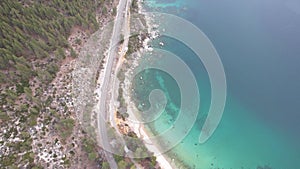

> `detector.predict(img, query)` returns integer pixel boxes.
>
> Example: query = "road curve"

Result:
[97,0,128,168]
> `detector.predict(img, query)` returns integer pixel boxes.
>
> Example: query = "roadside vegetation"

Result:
[0,0,160,168]
[0,0,115,168]
[116,31,161,169]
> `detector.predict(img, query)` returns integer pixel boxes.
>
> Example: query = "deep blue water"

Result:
[133,0,300,168]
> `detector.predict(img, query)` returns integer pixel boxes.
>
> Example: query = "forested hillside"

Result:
[0,0,102,84]
[0,0,115,168]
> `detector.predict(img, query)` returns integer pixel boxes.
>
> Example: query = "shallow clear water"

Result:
[132,0,300,168]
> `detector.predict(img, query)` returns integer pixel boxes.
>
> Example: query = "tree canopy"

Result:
[0,0,102,85]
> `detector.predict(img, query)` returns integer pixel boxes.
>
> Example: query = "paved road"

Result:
[97,0,128,168]
[109,0,131,132]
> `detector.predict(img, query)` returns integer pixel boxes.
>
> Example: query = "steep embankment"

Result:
[0,0,116,168]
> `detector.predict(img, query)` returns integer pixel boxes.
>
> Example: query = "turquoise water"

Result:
[132,0,300,168]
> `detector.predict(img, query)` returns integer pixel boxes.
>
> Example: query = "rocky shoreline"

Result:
[112,1,179,168]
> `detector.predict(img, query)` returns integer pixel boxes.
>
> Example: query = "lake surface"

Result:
[132,0,300,168]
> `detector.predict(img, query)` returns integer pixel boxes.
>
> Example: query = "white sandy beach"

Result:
[95,0,175,168]
[123,81,173,169]
[121,49,174,169]
[122,2,175,168]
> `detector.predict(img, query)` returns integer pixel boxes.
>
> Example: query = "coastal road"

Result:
[97,0,129,168]
[109,0,131,131]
